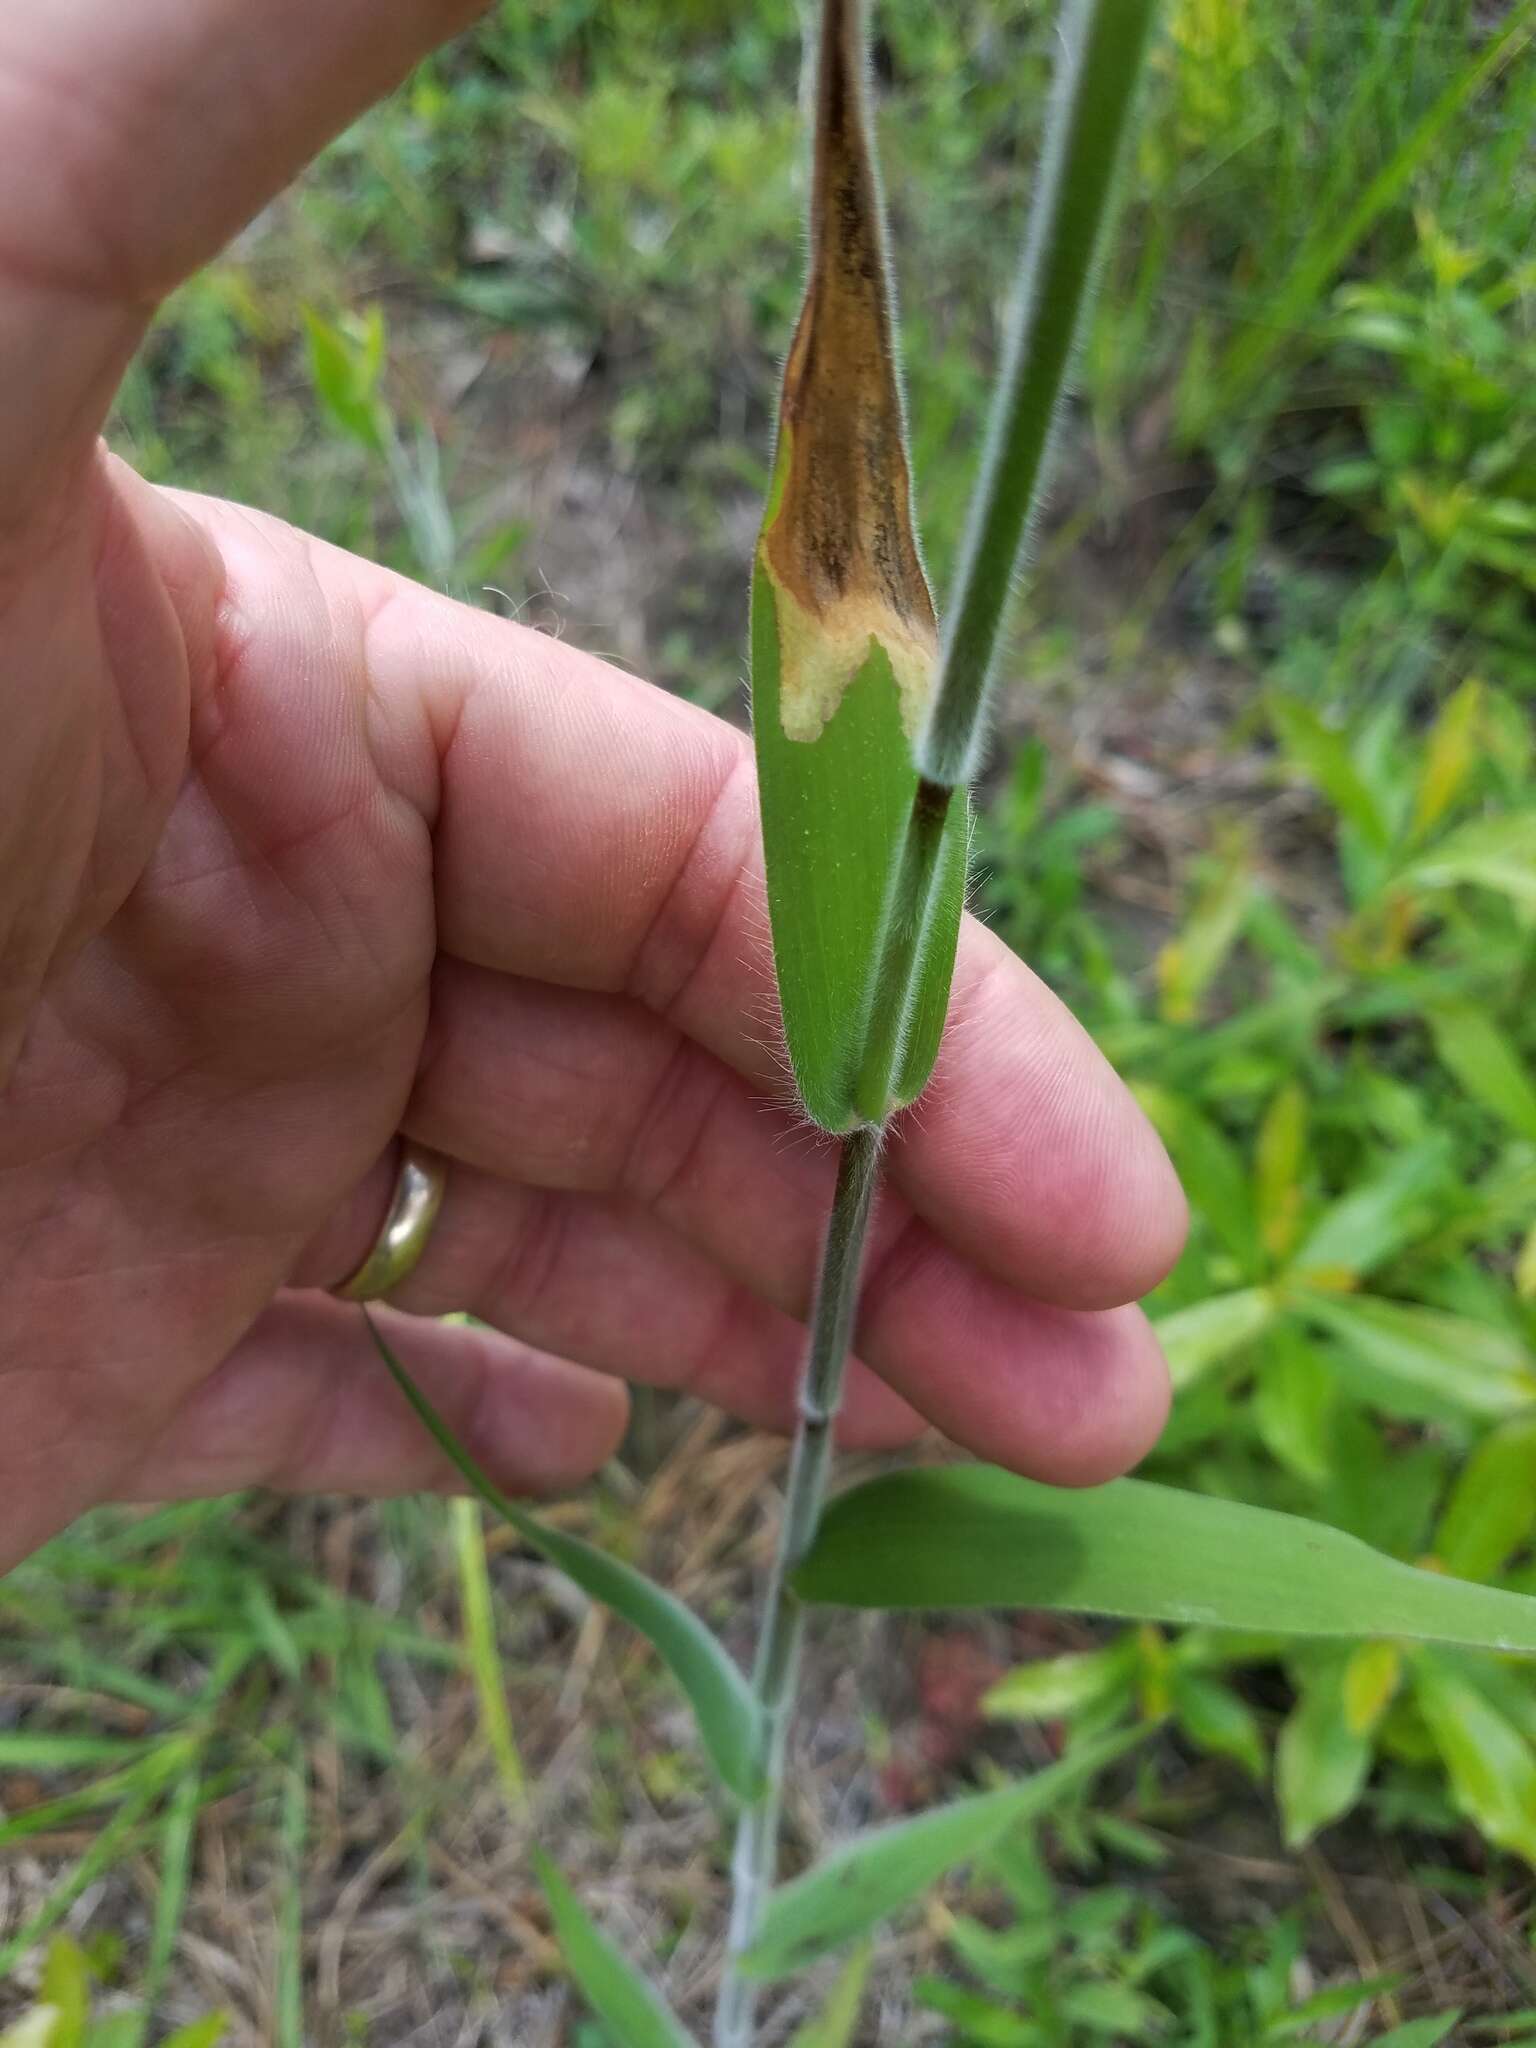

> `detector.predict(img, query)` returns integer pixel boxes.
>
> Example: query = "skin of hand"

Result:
[0,0,1187,1578]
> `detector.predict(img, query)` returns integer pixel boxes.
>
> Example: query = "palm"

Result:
[4,471,432,1555]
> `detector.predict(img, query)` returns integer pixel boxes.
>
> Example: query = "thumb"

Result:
[0,0,485,530]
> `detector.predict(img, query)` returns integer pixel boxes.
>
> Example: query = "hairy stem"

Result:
[852,776,955,1126]
[918,0,1157,789]
[714,1123,884,2047]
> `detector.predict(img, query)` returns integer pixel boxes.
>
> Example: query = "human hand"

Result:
[0,0,1185,1576]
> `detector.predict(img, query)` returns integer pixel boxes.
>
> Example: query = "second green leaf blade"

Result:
[752,0,965,1132]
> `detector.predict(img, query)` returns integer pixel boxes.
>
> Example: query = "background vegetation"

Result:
[4,0,1536,2040]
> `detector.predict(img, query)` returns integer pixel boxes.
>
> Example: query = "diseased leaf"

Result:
[741,1735,1135,1979]
[795,1464,1536,1656]
[367,1318,763,1801]
[752,0,966,1129]
[534,1852,695,2048]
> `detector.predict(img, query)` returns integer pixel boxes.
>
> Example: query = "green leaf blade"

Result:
[753,580,964,1128]
[1153,1288,1277,1390]
[1295,1291,1536,1424]
[1275,1658,1373,1847]
[741,1733,1136,1980]
[367,1317,764,1800]
[534,1852,696,2048]
[794,1465,1536,1656]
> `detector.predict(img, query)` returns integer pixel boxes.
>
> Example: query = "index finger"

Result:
[356,564,1188,1313]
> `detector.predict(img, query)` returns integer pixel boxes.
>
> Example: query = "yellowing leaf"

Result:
[1255,1082,1308,1262]
[1156,829,1253,1023]
[1343,1642,1402,1736]
[1412,677,1483,838]
[1518,1218,1536,1301]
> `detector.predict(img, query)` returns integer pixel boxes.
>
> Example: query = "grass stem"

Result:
[714,1123,884,2047]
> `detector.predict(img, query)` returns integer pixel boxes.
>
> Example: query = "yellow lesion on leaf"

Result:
[759,0,937,745]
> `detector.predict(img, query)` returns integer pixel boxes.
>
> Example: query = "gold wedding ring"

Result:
[332,1141,448,1302]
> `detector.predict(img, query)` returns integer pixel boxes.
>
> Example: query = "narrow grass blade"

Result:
[533,1851,695,2048]
[275,1755,306,2048]
[451,1497,527,1813]
[793,1465,1536,1655]
[751,0,966,1129]
[740,1733,1136,1979]
[0,1769,163,1974]
[367,1316,764,1799]
[0,1729,191,1856]
[0,1734,150,1770]
[127,1763,203,2048]
[786,1945,872,2048]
